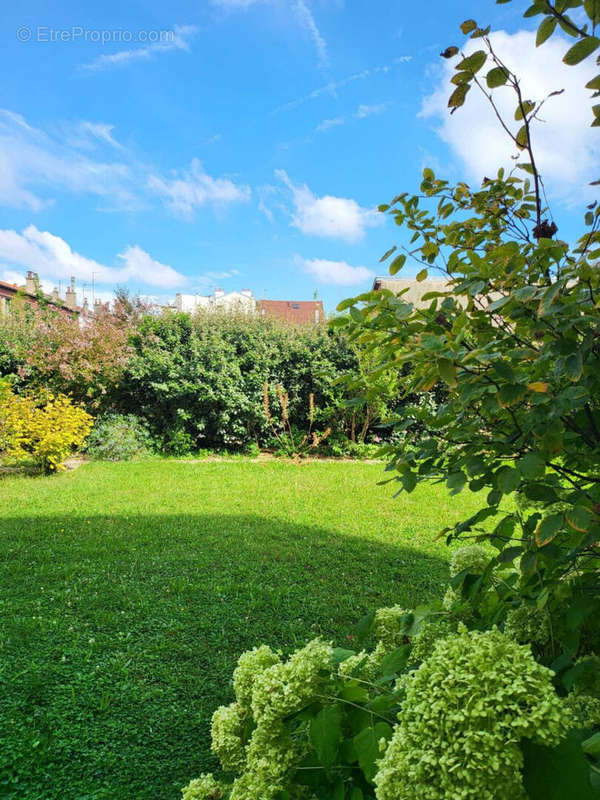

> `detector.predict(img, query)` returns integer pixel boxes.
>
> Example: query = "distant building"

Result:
[257,299,325,325]
[175,288,255,314]
[0,272,80,317]
[371,277,451,308]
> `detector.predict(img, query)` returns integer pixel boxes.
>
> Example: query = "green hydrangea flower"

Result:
[443,545,491,610]
[211,702,247,773]
[449,545,490,577]
[409,618,454,664]
[375,628,572,800]
[504,604,551,648]
[233,645,281,709]
[251,638,333,724]
[228,721,303,800]
[374,605,408,651]
[564,693,600,729]
[181,773,223,800]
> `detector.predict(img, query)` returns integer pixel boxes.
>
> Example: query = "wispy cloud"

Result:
[274,57,411,113]
[292,0,328,69]
[0,109,138,212]
[69,121,124,150]
[147,158,251,218]
[276,169,383,242]
[0,225,188,289]
[296,255,374,286]
[80,25,197,72]
[0,109,250,218]
[316,102,389,132]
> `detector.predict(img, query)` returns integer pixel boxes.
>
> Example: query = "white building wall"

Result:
[176,290,256,314]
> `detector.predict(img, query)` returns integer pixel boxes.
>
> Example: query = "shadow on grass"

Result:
[0,513,448,800]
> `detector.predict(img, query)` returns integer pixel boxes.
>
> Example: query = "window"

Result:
[292,303,300,309]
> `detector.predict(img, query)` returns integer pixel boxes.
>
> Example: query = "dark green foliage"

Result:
[120,312,358,451]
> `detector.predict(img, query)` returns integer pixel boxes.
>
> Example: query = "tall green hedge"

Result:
[119,311,359,450]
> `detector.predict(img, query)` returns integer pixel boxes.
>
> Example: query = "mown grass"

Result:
[0,460,482,799]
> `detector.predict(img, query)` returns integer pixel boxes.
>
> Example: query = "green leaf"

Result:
[518,453,545,479]
[536,16,558,45]
[389,254,406,275]
[400,471,418,493]
[538,281,561,315]
[582,732,600,757]
[535,513,564,547]
[456,50,487,74]
[498,383,525,407]
[563,36,600,65]
[523,734,600,800]
[349,307,363,323]
[565,351,583,381]
[440,46,459,59]
[486,66,509,87]
[565,505,594,533]
[416,268,428,282]
[447,471,467,495]
[349,790,364,800]
[353,723,393,783]
[448,83,471,110]
[438,358,457,387]
[332,647,357,666]
[380,645,410,677]
[460,19,478,34]
[585,74,600,90]
[515,100,536,120]
[379,246,397,263]
[309,705,342,768]
[516,124,529,149]
[496,465,521,494]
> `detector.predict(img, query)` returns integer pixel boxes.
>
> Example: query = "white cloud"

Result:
[148,158,251,218]
[80,25,197,72]
[316,102,388,132]
[275,58,411,113]
[0,109,249,218]
[356,103,387,119]
[316,115,346,132]
[292,0,328,69]
[0,226,187,290]
[420,30,600,200]
[0,109,138,212]
[74,122,123,149]
[297,255,374,285]
[211,0,327,68]
[276,169,383,242]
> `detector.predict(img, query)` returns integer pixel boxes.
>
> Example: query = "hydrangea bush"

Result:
[182,547,598,800]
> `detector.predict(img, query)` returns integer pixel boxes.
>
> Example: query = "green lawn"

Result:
[0,460,481,799]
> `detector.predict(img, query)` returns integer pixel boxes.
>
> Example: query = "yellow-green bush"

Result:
[0,384,92,472]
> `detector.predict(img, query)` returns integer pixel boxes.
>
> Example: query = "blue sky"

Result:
[0,0,597,310]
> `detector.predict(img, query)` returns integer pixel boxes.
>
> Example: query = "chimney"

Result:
[51,287,60,303]
[25,271,38,294]
[65,277,77,310]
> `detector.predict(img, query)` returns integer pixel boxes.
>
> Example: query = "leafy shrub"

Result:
[181,593,578,800]
[338,2,600,674]
[85,413,154,461]
[0,385,92,472]
[121,311,363,451]
[0,297,134,410]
